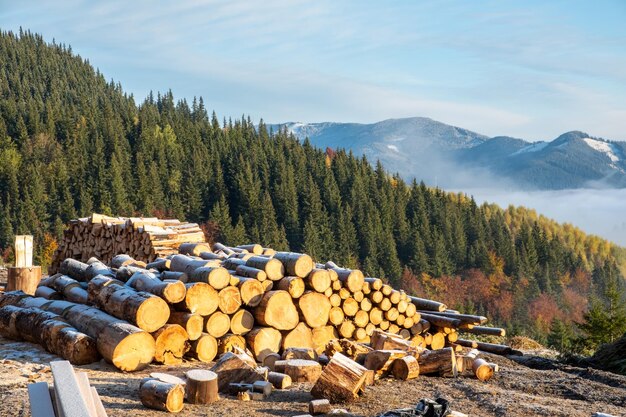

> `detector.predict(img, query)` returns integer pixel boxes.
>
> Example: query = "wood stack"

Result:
[49,214,206,273]
[1,224,511,408]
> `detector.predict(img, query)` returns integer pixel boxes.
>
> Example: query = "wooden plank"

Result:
[76,372,97,417]
[90,387,109,417]
[50,360,93,417]
[27,382,55,417]
[15,235,33,267]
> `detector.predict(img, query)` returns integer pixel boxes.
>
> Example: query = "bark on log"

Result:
[126,272,186,304]
[268,371,292,389]
[473,358,494,381]
[331,268,364,293]
[169,254,216,275]
[179,243,212,257]
[235,265,267,282]
[245,256,285,280]
[189,267,231,290]
[168,311,203,341]
[417,347,457,377]
[390,355,420,380]
[409,296,447,312]
[210,352,265,392]
[7,267,41,295]
[273,252,314,278]
[283,359,322,383]
[311,352,368,403]
[139,379,185,413]
[185,369,219,404]
[59,259,90,281]
[460,326,506,337]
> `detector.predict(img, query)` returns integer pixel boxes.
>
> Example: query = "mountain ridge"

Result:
[272,118,626,190]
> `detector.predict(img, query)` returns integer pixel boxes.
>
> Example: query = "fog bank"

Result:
[459,188,626,247]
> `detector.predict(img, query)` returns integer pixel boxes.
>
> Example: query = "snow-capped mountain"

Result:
[271,119,626,190]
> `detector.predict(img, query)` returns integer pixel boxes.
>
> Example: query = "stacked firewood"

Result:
[49,213,206,273]
[0,218,515,408]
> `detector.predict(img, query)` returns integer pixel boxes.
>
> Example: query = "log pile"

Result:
[1,218,514,409]
[49,213,206,273]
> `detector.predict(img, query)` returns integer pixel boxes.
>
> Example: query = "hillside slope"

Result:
[0,30,624,339]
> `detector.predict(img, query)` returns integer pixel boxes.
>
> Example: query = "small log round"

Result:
[205,311,231,338]
[187,333,218,362]
[139,379,185,413]
[185,369,219,404]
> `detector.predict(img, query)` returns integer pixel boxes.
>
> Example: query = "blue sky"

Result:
[1,0,625,140]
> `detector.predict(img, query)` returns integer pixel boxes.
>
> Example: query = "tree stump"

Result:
[7,267,41,295]
[185,369,219,404]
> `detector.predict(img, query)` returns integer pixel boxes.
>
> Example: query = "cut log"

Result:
[342,298,359,317]
[237,244,263,255]
[235,265,267,282]
[472,358,495,381]
[417,347,457,377]
[111,254,140,269]
[311,325,338,355]
[311,352,368,403]
[0,306,100,365]
[305,269,331,293]
[457,339,512,355]
[230,309,254,335]
[210,352,266,392]
[218,286,242,314]
[283,347,318,361]
[205,311,231,338]
[263,352,282,370]
[309,399,332,415]
[59,303,155,371]
[339,320,356,339]
[189,267,231,290]
[430,332,446,350]
[7,267,42,295]
[217,333,247,355]
[409,296,446,312]
[168,311,203,341]
[185,369,219,404]
[276,276,305,298]
[324,338,372,363]
[152,324,190,365]
[126,272,186,304]
[139,379,185,413]
[329,306,345,326]
[237,277,265,307]
[160,271,188,283]
[179,242,212,257]
[146,258,171,271]
[369,308,383,325]
[370,330,413,351]
[169,254,215,275]
[390,355,420,380]
[187,333,218,362]
[245,327,282,362]
[175,282,218,316]
[419,312,461,328]
[460,326,506,337]
[283,359,322,383]
[370,290,383,304]
[331,268,364,293]
[364,350,408,378]
[268,371,292,389]
[298,292,331,328]
[354,310,369,328]
[253,291,299,330]
[34,286,62,300]
[364,277,382,290]
[59,259,90,281]
[245,256,285,280]
[282,321,314,350]
[273,252,314,278]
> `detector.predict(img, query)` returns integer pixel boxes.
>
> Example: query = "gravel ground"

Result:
[0,335,624,417]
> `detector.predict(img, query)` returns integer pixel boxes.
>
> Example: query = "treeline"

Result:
[0,30,624,344]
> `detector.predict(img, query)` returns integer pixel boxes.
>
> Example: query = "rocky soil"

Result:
[0,336,624,417]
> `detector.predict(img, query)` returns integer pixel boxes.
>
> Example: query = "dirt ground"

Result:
[0,336,624,417]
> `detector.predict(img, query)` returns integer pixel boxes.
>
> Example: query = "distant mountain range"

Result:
[271,118,626,190]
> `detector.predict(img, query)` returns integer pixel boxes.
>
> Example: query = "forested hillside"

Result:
[1,30,624,344]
